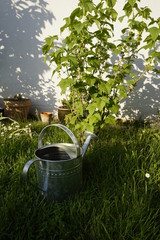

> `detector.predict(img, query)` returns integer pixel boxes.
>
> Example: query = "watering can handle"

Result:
[23,159,40,187]
[38,124,80,157]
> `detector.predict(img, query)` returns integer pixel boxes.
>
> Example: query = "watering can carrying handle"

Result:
[23,159,40,186]
[38,124,81,157]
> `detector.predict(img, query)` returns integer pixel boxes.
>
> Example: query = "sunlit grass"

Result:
[1,120,160,239]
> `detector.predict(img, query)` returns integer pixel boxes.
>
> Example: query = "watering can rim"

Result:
[34,143,82,163]
[33,157,82,163]
[38,123,81,158]
[37,123,98,160]
[34,154,82,164]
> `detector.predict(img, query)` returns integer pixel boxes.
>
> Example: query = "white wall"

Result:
[115,0,160,121]
[0,0,78,115]
[0,0,159,120]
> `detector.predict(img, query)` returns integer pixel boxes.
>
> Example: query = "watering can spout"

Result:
[82,131,98,158]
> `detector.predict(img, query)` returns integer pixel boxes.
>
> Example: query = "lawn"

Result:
[0,119,160,240]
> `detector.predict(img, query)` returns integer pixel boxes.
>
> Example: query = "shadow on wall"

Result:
[119,46,160,121]
[0,0,56,114]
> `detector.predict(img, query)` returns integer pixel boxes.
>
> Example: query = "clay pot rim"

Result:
[58,105,71,110]
[3,98,30,102]
[40,112,53,115]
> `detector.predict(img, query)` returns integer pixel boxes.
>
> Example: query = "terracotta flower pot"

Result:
[3,98,31,121]
[40,112,52,124]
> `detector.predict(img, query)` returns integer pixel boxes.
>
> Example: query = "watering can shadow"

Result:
[23,124,97,202]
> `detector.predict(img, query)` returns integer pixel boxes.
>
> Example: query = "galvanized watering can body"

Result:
[23,124,97,201]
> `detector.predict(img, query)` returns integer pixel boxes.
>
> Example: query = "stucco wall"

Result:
[0,0,160,120]
[0,0,78,115]
[117,0,160,121]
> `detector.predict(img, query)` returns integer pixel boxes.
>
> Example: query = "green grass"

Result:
[1,120,160,239]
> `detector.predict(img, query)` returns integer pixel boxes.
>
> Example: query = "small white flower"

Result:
[3,126,7,132]
[145,173,150,179]
[14,133,20,137]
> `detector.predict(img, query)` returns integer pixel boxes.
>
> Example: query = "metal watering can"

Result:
[23,124,97,201]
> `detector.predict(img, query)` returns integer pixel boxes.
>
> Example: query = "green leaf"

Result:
[87,103,97,115]
[42,35,58,55]
[86,124,94,132]
[148,27,160,41]
[70,7,82,20]
[153,68,160,74]
[95,98,106,111]
[118,85,127,99]
[68,56,78,66]
[60,25,67,33]
[67,41,75,50]
[123,2,133,17]
[149,51,160,60]
[141,35,154,50]
[76,121,93,132]
[58,78,73,94]
[78,103,83,116]
[139,7,151,19]
[119,15,126,23]
[144,35,152,44]
[94,19,100,29]
[89,113,101,125]
[105,115,116,125]
[86,77,96,86]
[129,20,147,32]
[74,22,84,34]
[88,57,100,68]
[70,115,77,125]
[99,81,112,95]
[86,67,95,73]
[61,17,71,32]
[121,27,129,34]
[42,44,50,55]
[53,48,65,59]
[128,0,136,7]
[105,0,116,7]
[109,104,120,114]
[111,9,118,21]
[45,35,58,46]
[51,65,61,78]
[44,55,49,64]
[80,1,95,13]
